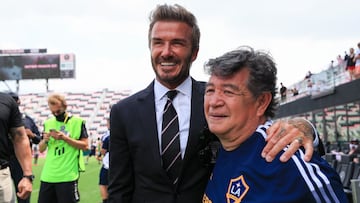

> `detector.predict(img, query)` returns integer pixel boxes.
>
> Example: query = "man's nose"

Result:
[207,92,224,106]
[161,43,173,57]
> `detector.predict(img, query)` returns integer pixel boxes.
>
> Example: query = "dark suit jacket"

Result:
[108,78,213,203]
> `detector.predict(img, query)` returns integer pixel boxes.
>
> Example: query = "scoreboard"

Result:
[0,53,76,80]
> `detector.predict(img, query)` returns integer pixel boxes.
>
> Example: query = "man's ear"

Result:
[256,92,272,116]
[191,48,199,62]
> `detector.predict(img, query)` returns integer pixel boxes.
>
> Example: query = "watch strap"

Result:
[23,175,35,182]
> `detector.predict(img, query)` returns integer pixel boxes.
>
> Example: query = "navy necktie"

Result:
[161,90,182,185]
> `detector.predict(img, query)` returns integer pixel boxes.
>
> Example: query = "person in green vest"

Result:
[38,93,89,203]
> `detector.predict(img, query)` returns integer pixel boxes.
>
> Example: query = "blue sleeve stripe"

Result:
[257,120,341,202]
[290,150,341,203]
[256,120,273,139]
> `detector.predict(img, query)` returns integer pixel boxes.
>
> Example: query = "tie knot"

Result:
[166,90,178,101]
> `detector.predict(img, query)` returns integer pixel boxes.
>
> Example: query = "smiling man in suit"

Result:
[108,4,321,203]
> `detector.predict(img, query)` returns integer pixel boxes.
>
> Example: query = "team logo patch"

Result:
[202,194,212,203]
[226,175,249,203]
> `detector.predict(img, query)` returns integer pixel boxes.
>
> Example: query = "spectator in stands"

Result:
[325,141,332,153]
[344,51,349,61]
[0,92,33,202]
[291,87,299,96]
[108,4,322,202]
[354,42,360,79]
[304,70,312,79]
[99,118,110,203]
[279,82,287,101]
[38,93,89,203]
[348,139,360,163]
[336,54,345,68]
[8,92,41,203]
[202,46,347,202]
[345,47,356,80]
[306,79,313,95]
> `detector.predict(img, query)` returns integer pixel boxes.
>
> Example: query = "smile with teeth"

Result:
[160,62,176,66]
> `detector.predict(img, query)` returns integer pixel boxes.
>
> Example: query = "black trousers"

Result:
[38,180,80,203]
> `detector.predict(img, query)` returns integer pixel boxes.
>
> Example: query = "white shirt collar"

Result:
[154,76,192,101]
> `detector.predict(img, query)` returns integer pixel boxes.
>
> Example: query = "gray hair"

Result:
[204,46,278,118]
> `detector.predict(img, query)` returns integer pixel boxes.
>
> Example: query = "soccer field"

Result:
[30,157,102,203]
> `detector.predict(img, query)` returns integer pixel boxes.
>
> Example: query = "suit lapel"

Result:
[182,79,206,167]
[136,82,164,169]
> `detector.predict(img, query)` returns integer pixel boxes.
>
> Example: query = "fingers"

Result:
[16,181,32,200]
[279,136,313,162]
[17,190,29,200]
[263,137,291,162]
[262,120,293,161]
[279,137,303,162]
[265,121,282,141]
[263,119,315,162]
[42,132,50,140]
[261,121,283,159]
[49,131,62,140]
[263,120,306,162]
[17,191,31,200]
[302,141,314,162]
[265,134,313,163]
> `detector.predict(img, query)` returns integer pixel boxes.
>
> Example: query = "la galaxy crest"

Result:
[226,175,249,203]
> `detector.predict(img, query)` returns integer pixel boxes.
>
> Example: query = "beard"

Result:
[151,53,193,87]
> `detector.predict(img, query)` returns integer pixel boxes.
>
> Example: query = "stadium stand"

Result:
[277,58,350,104]
[18,88,131,139]
[324,152,360,202]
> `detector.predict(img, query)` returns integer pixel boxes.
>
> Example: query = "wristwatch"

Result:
[23,175,35,183]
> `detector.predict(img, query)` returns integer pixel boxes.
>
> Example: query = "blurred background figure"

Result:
[0,57,22,80]
[345,47,356,80]
[305,70,312,79]
[86,140,97,164]
[291,87,299,96]
[354,42,360,79]
[348,139,360,163]
[99,118,110,203]
[96,137,102,164]
[33,144,39,165]
[280,82,287,101]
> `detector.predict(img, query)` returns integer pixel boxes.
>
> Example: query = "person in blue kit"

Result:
[203,46,347,203]
[99,118,110,203]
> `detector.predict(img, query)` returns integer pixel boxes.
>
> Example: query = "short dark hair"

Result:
[148,4,200,53]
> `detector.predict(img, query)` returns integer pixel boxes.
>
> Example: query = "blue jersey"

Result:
[102,131,110,152]
[101,130,110,169]
[204,121,347,203]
